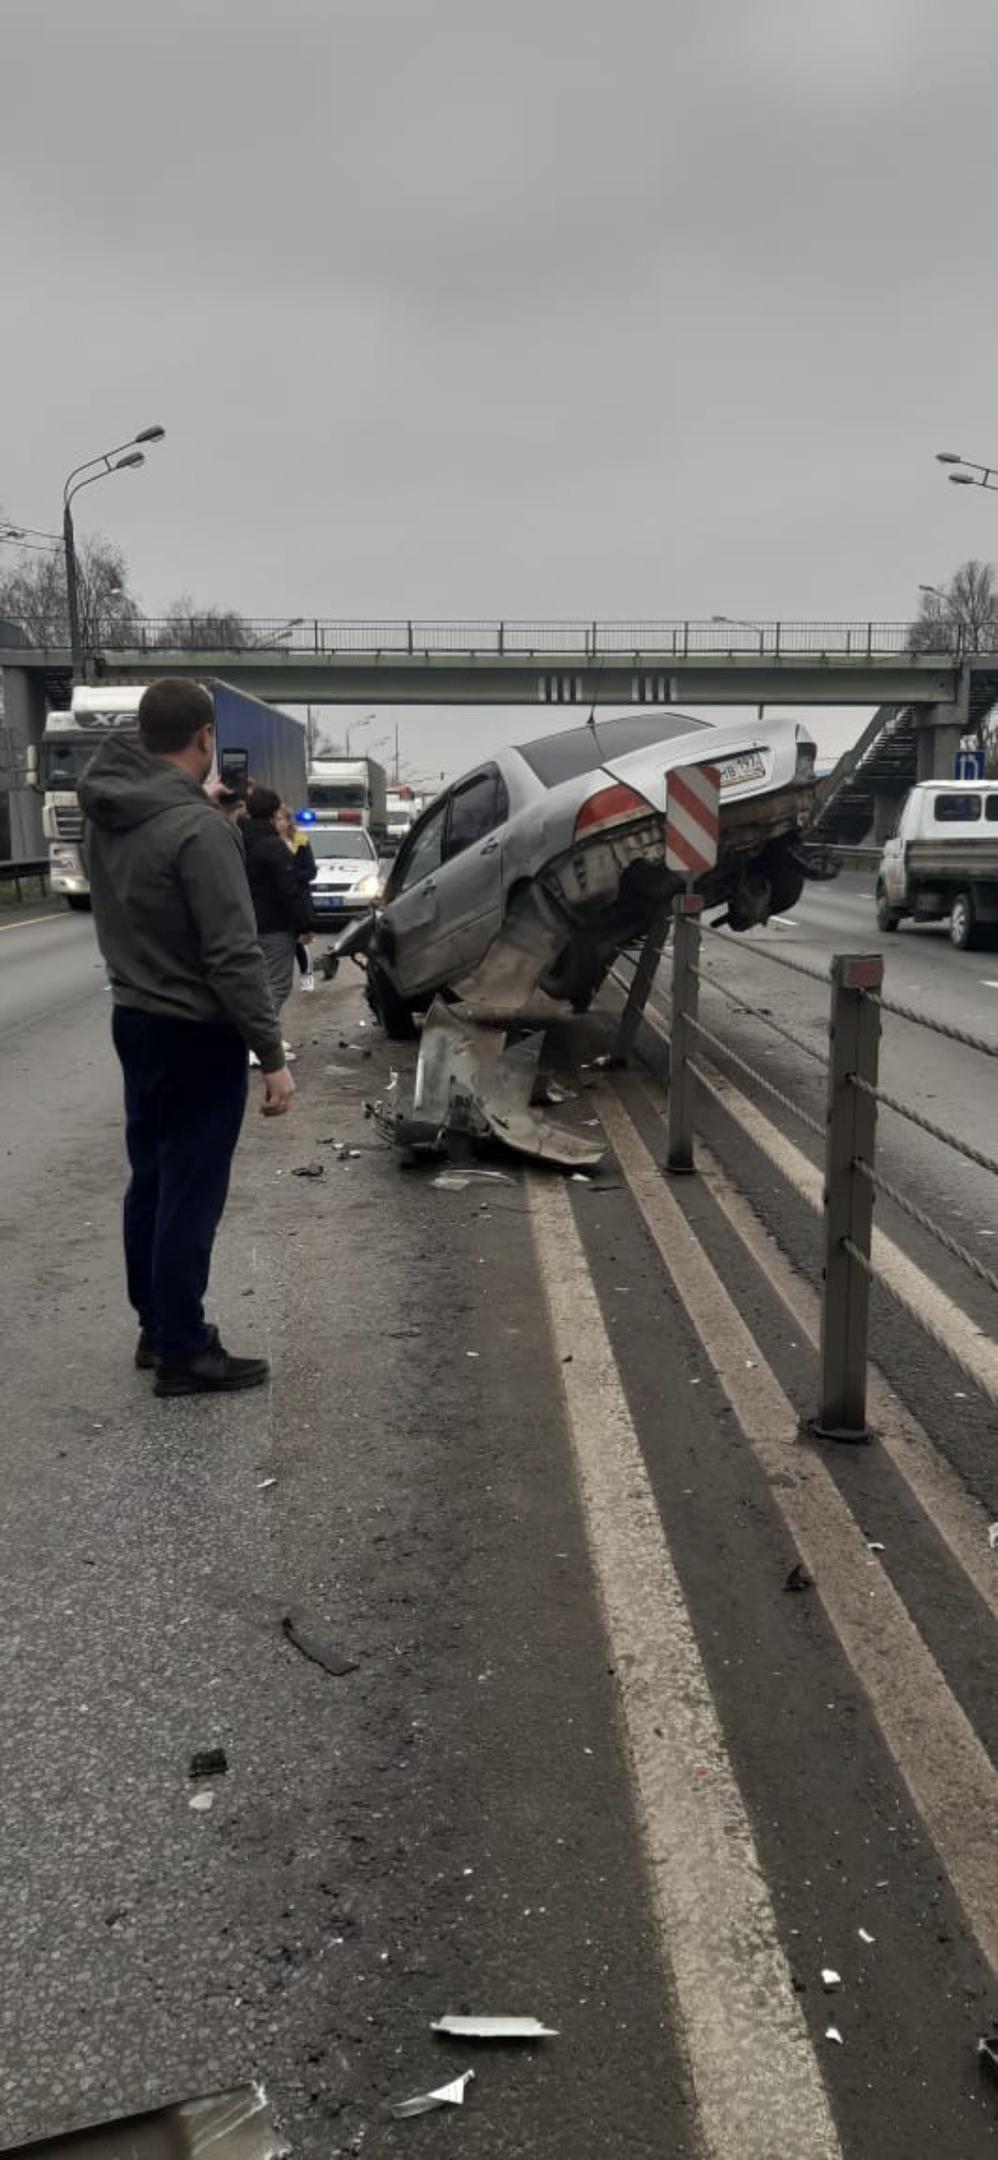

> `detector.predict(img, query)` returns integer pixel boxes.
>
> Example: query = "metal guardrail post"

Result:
[613,904,670,1065]
[666,894,703,1174]
[816,953,883,1440]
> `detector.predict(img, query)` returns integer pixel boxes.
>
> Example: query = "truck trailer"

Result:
[42,681,307,908]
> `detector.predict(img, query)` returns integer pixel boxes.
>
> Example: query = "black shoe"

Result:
[154,1338,270,1398]
[135,1331,158,1371]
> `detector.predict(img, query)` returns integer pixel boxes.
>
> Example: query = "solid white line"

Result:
[0,913,62,935]
[980,980,998,991]
[634,990,998,1403]
[690,1128,998,1623]
[529,1176,843,2160]
[597,1088,998,1975]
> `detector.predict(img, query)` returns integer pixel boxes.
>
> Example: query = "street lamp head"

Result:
[134,425,166,444]
[114,451,145,472]
[935,452,963,465]
[949,472,976,486]
[918,584,945,597]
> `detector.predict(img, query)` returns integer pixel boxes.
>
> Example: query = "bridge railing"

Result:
[102,618,935,661]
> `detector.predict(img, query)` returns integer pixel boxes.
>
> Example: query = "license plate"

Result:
[316,894,344,909]
[718,752,767,790]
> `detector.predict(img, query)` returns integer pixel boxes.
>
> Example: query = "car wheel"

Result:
[950,891,977,951]
[366,958,418,1039]
[65,894,91,913]
[876,886,901,932]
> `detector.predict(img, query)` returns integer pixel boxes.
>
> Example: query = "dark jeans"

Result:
[112,1007,249,1362]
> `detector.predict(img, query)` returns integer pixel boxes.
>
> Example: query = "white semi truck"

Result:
[306,755,388,849]
[42,681,307,908]
[876,778,998,949]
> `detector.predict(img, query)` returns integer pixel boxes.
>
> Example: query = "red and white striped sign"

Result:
[665,761,720,879]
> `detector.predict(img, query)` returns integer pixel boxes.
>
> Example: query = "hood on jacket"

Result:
[78,736,206,834]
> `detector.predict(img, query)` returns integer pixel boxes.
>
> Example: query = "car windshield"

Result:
[308,827,376,859]
[515,712,711,787]
[41,741,96,787]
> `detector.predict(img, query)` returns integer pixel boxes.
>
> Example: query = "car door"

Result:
[431,766,509,979]
[380,796,450,992]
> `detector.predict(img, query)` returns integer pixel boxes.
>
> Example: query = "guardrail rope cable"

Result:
[853,1158,998,1297]
[685,1020,825,1139]
[866,991,998,1061]
[842,1236,995,1395]
[848,1073,998,1180]
[690,963,828,1066]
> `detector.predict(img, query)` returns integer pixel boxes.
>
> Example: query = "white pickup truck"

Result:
[876,778,998,949]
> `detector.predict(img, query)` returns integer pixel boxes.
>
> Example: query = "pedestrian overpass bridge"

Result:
[1,618,991,855]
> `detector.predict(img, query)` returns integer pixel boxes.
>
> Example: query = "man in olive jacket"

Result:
[80,677,294,1397]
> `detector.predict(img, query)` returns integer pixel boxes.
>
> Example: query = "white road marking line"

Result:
[688,1126,998,1624]
[529,1177,843,2160]
[633,992,998,1404]
[0,913,62,934]
[597,1088,998,1976]
[770,916,799,928]
[980,980,998,991]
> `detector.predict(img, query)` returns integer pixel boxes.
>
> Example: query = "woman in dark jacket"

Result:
[277,805,318,993]
[242,789,316,1055]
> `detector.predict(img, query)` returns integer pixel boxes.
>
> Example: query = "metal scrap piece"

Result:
[431,2015,558,2040]
[412,999,604,1171]
[0,2082,288,2160]
[391,2071,475,2120]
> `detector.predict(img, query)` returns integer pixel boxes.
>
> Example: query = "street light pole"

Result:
[61,426,165,674]
[935,451,998,493]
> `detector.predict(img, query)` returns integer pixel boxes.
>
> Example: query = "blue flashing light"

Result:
[297,807,317,823]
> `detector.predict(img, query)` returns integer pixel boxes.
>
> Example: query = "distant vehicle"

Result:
[327,709,818,1037]
[307,755,387,848]
[306,823,383,922]
[876,778,998,949]
[42,681,307,910]
[386,784,424,850]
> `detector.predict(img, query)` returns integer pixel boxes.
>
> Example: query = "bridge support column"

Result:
[872,788,905,844]
[915,707,964,782]
[1,666,46,858]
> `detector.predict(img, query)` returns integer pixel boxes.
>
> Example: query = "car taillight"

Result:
[337,811,362,824]
[574,781,653,841]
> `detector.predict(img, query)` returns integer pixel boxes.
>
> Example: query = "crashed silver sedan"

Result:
[342,710,817,1037]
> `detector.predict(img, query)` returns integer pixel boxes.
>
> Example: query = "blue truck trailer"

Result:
[42,680,308,907]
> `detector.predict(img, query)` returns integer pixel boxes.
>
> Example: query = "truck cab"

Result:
[877,779,998,949]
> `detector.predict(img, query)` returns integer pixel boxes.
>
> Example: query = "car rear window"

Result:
[515,712,710,787]
[934,792,982,822]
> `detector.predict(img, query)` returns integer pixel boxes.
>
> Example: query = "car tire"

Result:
[366,958,418,1039]
[876,886,901,932]
[950,891,977,951]
[65,894,91,913]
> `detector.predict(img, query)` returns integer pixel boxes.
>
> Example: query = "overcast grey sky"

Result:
[4,0,998,775]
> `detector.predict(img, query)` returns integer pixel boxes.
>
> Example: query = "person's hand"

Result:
[261,1067,295,1117]
[298,931,314,945]
[204,776,235,803]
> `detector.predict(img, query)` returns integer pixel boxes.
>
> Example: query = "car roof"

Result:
[511,711,712,788]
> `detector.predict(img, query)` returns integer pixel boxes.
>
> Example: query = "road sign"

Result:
[665,761,720,879]
[954,747,985,781]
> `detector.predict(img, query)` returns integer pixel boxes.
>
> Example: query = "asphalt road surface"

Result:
[0,892,996,2160]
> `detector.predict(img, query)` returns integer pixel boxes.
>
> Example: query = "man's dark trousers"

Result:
[112,1008,249,1361]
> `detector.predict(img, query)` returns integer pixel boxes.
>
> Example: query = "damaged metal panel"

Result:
[399,999,605,1169]
[0,2084,287,2160]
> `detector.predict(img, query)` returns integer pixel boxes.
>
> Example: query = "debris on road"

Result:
[431,2015,558,2040]
[824,2025,844,2045]
[989,1524,998,1552]
[291,1163,324,1179]
[189,1790,214,1813]
[978,2036,998,2084]
[282,1613,360,1677]
[392,2071,475,2120]
[382,999,605,1171]
[867,1541,886,1554]
[189,1747,228,1779]
[783,1563,813,1594]
[0,2082,287,2160]
[858,1928,875,1945]
[257,1476,278,1491]
[821,1969,842,1990]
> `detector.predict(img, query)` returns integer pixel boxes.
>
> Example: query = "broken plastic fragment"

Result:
[431,2015,558,2040]
[189,1790,214,1813]
[858,1928,875,1945]
[392,2070,474,2120]
[824,2025,843,2045]
[282,1614,359,1676]
[432,1173,471,1191]
[989,1524,998,1552]
[867,1541,885,1554]
[978,2036,998,2084]
[821,1969,841,1990]
[0,2082,288,2160]
[257,1477,277,1491]
[291,1163,324,1179]
[783,1563,812,1594]
[189,1747,227,1779]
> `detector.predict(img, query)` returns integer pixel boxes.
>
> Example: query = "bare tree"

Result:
[0,532,138,648]
[158,594,250,649]
[909,559,998,657]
